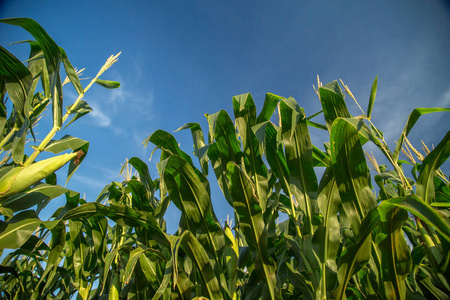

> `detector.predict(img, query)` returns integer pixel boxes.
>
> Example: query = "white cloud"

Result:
[71,174,108,190]
[89,104,111,127]
[440,87,450,107]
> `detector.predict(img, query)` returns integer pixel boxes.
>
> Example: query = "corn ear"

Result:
[0,152,77,199]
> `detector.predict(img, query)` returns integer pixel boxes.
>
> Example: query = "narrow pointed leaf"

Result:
[94,79,120,89]
[393,108,450,161]
[367,76,377,118]
[416,131,450,204]
[64,100,92,129]
[60,47,84,95]
[378,195,450,242]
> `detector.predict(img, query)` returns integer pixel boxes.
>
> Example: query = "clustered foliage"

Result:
[1,18,449,300]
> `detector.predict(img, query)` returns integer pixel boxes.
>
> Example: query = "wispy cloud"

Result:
[440,87,450,107]
[86,59,157,135]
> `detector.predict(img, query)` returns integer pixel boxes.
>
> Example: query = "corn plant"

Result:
[0,18,120,299]
[1,18,449,300]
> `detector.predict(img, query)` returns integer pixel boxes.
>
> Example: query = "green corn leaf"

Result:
[393,108,450,161]
[0,210,41,249]
[264,122,290,195]
[94,79,120,89]
[223,223,238,297]
[378,195,450,243]
[179,231,222,300]
[145,129,194,166]
[416,131,450,204]
[64,100,92,129]
[367,76,377,118]
[377,208,411,300]
[307,119,328,131]
[60,47,84,95]
[127,156,155,192]
[319,80,351,132]
[313,167,341,299]
[175,122,209,175]
[1,183,68,213]
[37,221,66,293]
[43,135,89,183]
[206,110,243,206]
[125,248,146,285]
[52,72,63,129]
[0,152,77,199]
[152,259,173,300]
[0,18,64,129]
[62,202,170,248]
[285,262,314,299]
[0,45,33,120]
[226,161,281,300]
[256,93,281,124]
[45,135,88,154]
[158,154,226,276]
[233,92,270,211]
[100,248,119,296]
[280,97,318,234]
[330,117,377,236]
[11,118,30,163]
[139,251,163,291]
[331,208,380,299]
[0,18,61,74]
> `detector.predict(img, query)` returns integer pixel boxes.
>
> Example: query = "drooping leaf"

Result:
[378,195,450,243]
[256,93,281,124]
[62,202,170,248]
[44,135,88,154]
[0,45,33,120]
[0,210,41,249]
[94,79,120,89]
[158,154,225,275]
[0,18,61,74]
[145,129,194,166]
[60,47,84,95]
[1,183,68,212]
[393,108,450,161]
[64,100,92,129]
[416,131,450,204]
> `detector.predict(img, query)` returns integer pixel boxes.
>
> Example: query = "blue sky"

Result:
[1,1,449,233]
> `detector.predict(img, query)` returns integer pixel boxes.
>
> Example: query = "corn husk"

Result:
[0,152,77,199]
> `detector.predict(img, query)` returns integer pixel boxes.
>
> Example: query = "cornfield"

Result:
[1,18,449,300]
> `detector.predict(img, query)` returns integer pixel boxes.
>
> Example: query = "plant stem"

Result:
[23,71,103,167]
